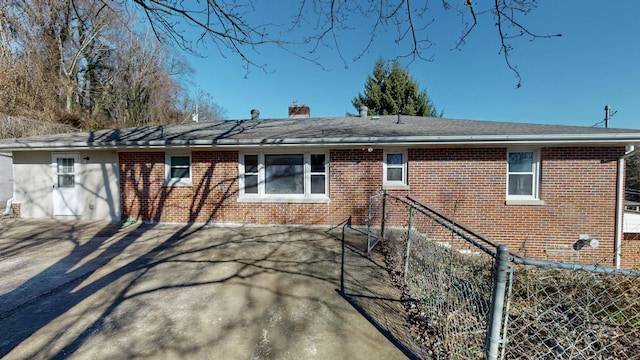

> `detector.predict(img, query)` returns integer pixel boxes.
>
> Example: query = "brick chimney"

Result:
[288,103,310,118]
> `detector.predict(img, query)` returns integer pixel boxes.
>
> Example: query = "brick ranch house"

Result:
[1,107,640,268]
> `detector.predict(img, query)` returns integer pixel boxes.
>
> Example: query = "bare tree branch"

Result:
[124,0,560,85]
[453,0,477,49]
[444,0,562,86]
[495,0,521,88]
[493,0,561,87]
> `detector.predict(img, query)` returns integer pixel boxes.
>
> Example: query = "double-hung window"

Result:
[383,150,408,189]
[243,154,259,194]
[240,152,328,200]
[310,154,327,194]
[506,150,541,202]
[165,153,192,186]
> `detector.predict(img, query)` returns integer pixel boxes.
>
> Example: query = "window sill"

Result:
[163,180,193,188]
[383,183,410,191]
[505,199,545,206]
[238,196,330,204]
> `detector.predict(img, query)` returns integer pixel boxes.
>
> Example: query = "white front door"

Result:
[52,153,83,216]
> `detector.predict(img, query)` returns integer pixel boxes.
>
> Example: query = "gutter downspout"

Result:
[616,145,640,268]
[2,197,13,216]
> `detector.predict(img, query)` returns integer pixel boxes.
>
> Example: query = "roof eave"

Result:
[2,133,640,151]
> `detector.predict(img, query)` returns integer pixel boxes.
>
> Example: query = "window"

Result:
[240,152,328,200]
[507,150,540,200]
[310,154,326,194]
[56,158,75,188]
[383,150,407,188]
[265,154,304,194]
[165,153,191,185]
[244,154,259,194]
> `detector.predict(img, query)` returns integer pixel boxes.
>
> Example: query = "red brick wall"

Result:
[406,147,623,266]
[120,151,242,223]
[10,203,20,217]
[119,149,382,225]
[119,146,624,265]
[328,149,383,224]
[622,232,640,269]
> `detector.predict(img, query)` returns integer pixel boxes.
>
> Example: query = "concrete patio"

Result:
[0,219,420,359]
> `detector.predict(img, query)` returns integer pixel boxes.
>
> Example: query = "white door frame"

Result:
[52,153,83,217]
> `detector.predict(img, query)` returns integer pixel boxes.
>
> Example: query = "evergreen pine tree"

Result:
[352,59,440,117]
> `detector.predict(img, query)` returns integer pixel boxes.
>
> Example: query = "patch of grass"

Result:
[119,217,138,227]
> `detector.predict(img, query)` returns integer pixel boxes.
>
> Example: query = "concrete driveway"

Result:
[0,219,418,359]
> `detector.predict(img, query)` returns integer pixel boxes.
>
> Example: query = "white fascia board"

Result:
[2,133,640,151]
[210,135,640,148]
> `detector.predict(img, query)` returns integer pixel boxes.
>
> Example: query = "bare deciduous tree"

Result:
[0,0,225,131]
[184,89,228,123]
[102,27,182,127]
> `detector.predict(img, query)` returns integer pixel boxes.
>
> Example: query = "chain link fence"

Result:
[367,191,640,359]
[504,263,640,359]
[367,192,384,252]
[368,192,498,358]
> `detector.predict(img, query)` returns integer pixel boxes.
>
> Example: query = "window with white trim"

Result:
[244,154,259,194]
[310,154,327,194]
[240,152,328,199]
[383,150,407,187]
[165,153,192,185]
[506,150,540,200]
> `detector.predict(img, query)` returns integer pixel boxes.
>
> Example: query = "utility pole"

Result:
[604,105,617,128]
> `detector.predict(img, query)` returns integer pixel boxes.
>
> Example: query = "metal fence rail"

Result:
[373,193,497,358]
[367,191,640,359]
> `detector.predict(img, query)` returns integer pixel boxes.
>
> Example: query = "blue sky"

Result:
[184,1,639,129]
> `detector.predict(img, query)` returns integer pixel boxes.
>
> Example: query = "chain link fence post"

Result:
[404,206,413,280]
[380,190,387,239]
[486,244,510,360]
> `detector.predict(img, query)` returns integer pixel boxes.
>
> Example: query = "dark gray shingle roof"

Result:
[1,115,639,150]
